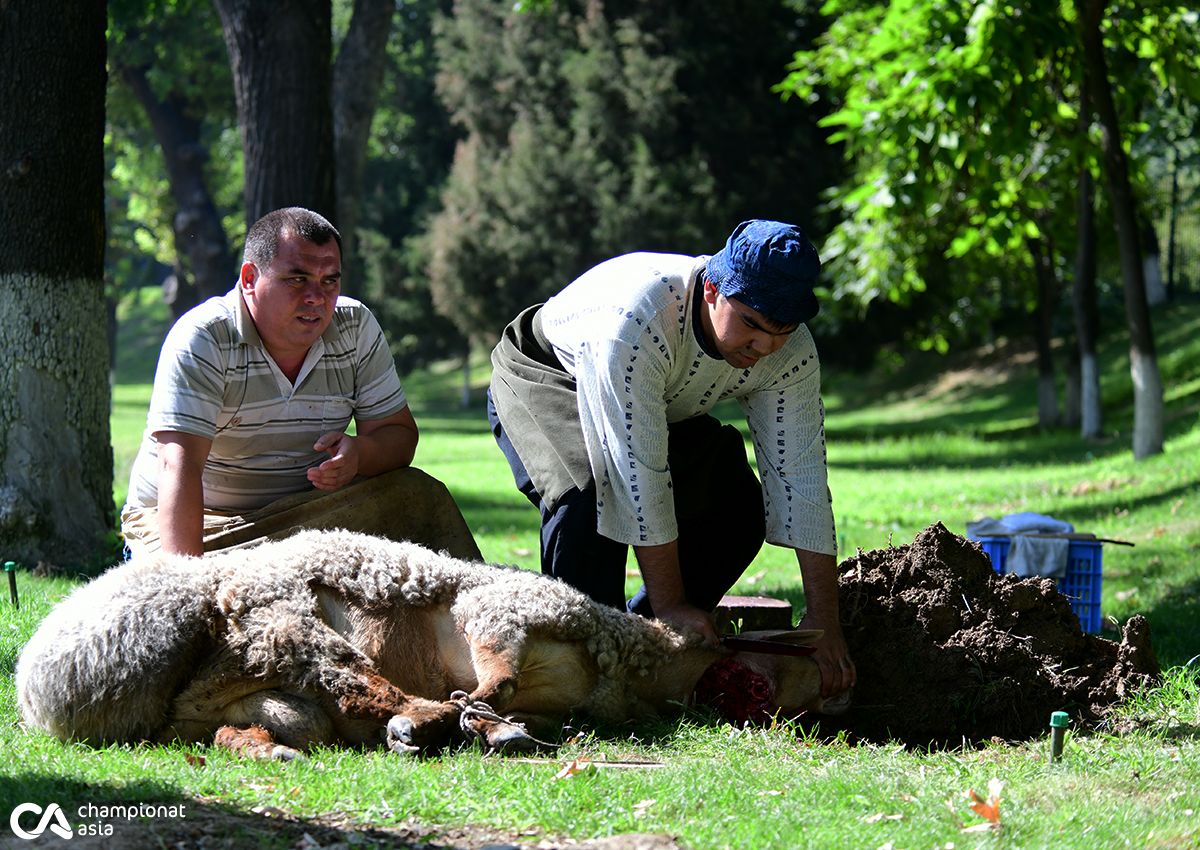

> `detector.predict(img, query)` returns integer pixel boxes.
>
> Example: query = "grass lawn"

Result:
[2,291,1198,847]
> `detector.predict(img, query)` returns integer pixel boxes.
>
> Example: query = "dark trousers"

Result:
[487,389,765,615]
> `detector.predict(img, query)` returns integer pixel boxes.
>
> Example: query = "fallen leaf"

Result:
[861,812,904,823]
[965,777,1003,825]
[757,789,784,797]
[554,759,594,780]
[184,753,206,767]
[632,799,656,818]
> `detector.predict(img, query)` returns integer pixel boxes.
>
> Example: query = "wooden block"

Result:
[714,595,793,633]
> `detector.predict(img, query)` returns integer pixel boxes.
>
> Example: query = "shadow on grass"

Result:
[1124,572,1200,670]
[0,774,474,849]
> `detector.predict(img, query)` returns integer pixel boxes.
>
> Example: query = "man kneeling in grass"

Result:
[121,207,474,560]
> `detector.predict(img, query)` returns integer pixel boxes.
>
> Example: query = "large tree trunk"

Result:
[119,62,235,310]
[214,0,337,225]
[0,0,112,564]
[333,0,396,299]
[1072,102,1103,439]
[1077,0,1163,459]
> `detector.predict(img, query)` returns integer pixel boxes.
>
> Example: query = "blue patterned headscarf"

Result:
[705,220,821,326]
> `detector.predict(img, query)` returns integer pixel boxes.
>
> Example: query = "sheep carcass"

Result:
[17,529,845,758]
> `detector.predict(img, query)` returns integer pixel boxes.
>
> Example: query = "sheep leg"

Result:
[219,689,334,758]
[462,704,559,754]
[326,670,464,754]
[214,724,305,761]
[170,688,332,760]
[456,642,551,754]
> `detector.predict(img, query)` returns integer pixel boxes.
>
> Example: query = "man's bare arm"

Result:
[155,431,213,557]
[635,540,720,646]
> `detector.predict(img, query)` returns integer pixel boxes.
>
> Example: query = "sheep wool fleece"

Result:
[499,251,836,556]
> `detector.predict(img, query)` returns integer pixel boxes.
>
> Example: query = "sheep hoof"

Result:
[387,737,420,756]
[270,744,305,761]
[483,721,546,755]
[386,715,421,755]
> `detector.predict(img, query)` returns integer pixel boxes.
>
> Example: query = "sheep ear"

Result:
[735,628,824,645]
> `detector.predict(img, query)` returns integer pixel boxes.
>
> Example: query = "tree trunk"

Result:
[1072,101,1103,439]
[1140,214,1165,307]
[333,0,396,299]
[1166,145,1179,302]
[119,62,236,308]
[1063,343,1082,429]
[1077,0,1163,459]
[1029,236,1059,428]
[214,0,337,225]
[0,0,112,565]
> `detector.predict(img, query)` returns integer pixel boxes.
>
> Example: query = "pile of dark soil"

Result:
[822,522,1160,748]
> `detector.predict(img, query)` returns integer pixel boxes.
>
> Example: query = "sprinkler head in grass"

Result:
[5,561,17,609]
[1049,711,1069,763]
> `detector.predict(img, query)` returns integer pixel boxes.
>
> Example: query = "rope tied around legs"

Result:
[448,690,558,752]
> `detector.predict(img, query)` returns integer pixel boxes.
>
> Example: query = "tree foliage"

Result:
[780,0,1199,357]
[349,0,465,369]
[427,0,837,341]
[108,0,240,310]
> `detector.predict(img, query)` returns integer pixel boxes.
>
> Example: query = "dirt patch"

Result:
[818,522,1160,748]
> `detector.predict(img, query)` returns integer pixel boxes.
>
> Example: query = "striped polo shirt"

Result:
[126,288,408,511]
[539,252,836,556]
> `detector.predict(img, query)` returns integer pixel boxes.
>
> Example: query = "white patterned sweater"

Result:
[539,252,836,555]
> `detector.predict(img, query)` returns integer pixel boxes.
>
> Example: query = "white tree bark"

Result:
[1080,352,1103,439]
[1038,375,1059,429]
[1131,349,1164,460]
[0,275,112,563]
[1143,253,1166,307]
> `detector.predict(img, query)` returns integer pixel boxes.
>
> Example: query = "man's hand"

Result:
[797,611,856,698]
[655,601,720,647]
[308,431,360,491]
[309,406,419,492]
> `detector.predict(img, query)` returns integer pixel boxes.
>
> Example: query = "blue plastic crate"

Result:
[972,536,1103,633]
